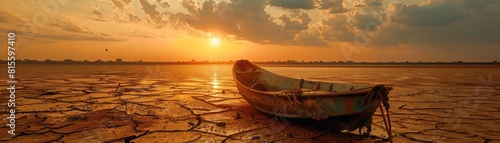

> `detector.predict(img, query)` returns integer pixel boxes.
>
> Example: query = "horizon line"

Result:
[4,59,500,65]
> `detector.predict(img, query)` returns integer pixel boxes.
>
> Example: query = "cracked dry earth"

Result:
[1,64,499,143]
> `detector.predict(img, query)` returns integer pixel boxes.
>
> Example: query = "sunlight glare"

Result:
[206,32,221,46]
[210,37,220,46]
[212,70,219,89]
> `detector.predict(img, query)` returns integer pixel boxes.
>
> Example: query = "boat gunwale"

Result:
[233,63,381,98]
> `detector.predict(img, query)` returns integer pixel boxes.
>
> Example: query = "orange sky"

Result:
[0,0,499,62]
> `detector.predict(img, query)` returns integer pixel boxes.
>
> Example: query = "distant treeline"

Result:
[2,59,499,65]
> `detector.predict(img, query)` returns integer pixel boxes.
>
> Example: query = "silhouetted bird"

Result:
[105,49,108,52]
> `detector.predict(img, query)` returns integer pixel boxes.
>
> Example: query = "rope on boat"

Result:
[364,85,393,143]
[380,86,393,143]
[380,100,393,143]
[281,90,303,105]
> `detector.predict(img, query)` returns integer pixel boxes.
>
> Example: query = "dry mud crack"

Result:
[1,66,499,142]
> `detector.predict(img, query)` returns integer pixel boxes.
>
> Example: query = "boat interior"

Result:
[233,60,370,93]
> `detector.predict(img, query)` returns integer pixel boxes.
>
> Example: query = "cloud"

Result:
[101,32,111,36]
[293,32,329,47]
[128,13,141,23]
[364,0,500,47]
[351,10,383,30]
[319,0,349,14]
[115,0,500,49]
[279,12,312,32]
[389,1,468,27]
[109,0,133,11]
[454,0,500,16]
[181,0,198,14]
[0,12,122,42]
[37,33,125,41]
[0,9,25,23]
[193,0,295,44]
[103,0,143,23]
[269,0,316,9]
[139,0,167,28]
[370,16,500,47]
[313,0,500,49]
[141,35,155,38]
[92,5,107,21]
[368,1,382,7]
[113,13,128,23]
[50,17,93,34]
[156,0,170,7]
[149,0,329,46]
[317,14,354,42]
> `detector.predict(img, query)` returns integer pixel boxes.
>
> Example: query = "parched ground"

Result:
[0,65,499,143]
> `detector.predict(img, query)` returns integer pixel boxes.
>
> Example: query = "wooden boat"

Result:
[233,60,393,133]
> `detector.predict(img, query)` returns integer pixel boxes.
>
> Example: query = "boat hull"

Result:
[236,82,381,120]
[232,60,392,131]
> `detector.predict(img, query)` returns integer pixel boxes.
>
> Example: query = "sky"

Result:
[0,0,499,62]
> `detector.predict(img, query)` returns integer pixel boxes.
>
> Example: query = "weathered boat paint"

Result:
[233,60,392,131]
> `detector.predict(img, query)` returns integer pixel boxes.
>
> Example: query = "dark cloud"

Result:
[352,12,382,30]
[454,0,500,16]
[354,4,364,7]
[50,17,93,34]
[269,0,316,9]
[369,16,500,48]
[164,12,195,30]
[154,0,325,46]
[389,2,468,27]
[319,0,349,14]
[316,2,386,44]
[364,0,500,47]
[156,0,170,7]
[92,5,107,21]
[139,0,166,28]
[206,0,297,44]
[368,1,382,7]
[181,0,198,14]
[279,12,312,32]
[127,0,499,49]
[318,14,354,42]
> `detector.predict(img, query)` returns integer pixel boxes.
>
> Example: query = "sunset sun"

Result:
[210,37,220,46]
[206,32,221,46]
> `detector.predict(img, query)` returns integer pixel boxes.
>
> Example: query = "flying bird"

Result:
[105,49,108,52]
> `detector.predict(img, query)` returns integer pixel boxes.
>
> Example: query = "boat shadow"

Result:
[263,113,390,142]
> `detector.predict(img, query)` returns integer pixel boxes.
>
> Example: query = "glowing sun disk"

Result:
[210,37,220,46]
